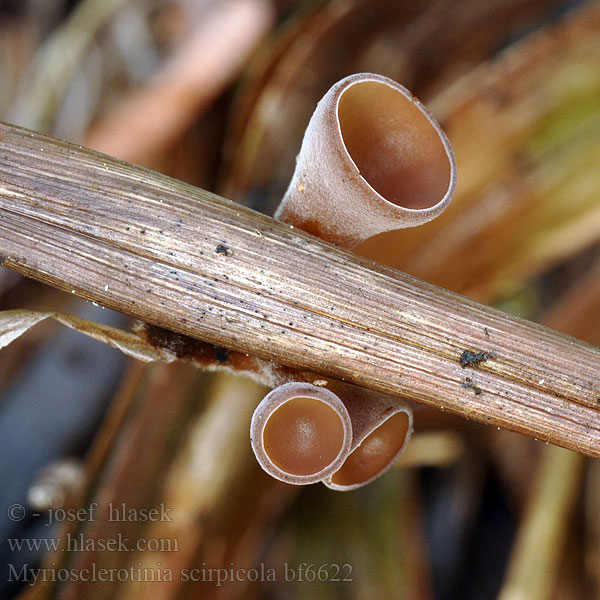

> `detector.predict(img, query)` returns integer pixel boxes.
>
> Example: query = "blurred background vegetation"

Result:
[0,0,599,598]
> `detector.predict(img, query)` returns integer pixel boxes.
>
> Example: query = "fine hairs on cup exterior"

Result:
[251,72,457,490]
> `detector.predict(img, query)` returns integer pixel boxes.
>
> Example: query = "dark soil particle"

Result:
[460,349,495,367]
[462,376,483,395]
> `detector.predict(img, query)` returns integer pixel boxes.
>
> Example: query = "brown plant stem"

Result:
[496,243,599,600]
[0,122,599,457]
[112,373,269,600]
[15,360,149,600]
[58,362,212,600]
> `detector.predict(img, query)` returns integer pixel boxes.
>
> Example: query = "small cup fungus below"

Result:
[251,382,414,490]
[324,400,412,491]
[275,72,456,248]
[250,383,352,484]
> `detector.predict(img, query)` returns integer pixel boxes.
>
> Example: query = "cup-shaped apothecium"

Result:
[323,391,413,491]
[275,73,456,248]
[251,382,413,490]
[250,383,352,484]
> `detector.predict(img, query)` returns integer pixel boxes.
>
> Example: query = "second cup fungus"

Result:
[275,72,457,248]
[324,393,413,491]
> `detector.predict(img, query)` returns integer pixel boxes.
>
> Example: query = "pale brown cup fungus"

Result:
[250,382,352,485]
[324,391,413,491]
[274,72,456,249]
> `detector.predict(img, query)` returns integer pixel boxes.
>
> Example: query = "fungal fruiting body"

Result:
[250,382,352,484]
[274,72,457,248]
[324,389,413,491]
[251,382,413,490]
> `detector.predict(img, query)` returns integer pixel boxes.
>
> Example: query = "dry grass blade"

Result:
[0,122,599,457]
[0,309,51,347]
[7,0,133,132]
[85,0,274,165]
[498,446,583,600]
[0,308,175,362]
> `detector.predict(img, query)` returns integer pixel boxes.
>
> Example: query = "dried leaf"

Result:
[0,309,53,348]
[0,309,175,363]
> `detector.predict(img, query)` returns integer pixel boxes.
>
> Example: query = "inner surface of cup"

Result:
[262,396,346,476]
[338,80,452,210]
[330,411,410,487]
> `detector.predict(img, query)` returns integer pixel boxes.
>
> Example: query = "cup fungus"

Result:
[250,382,352,484]
[251,382,413,490]
[250,382,412,490]
[274,72,457,248]
[324,392,413,491]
